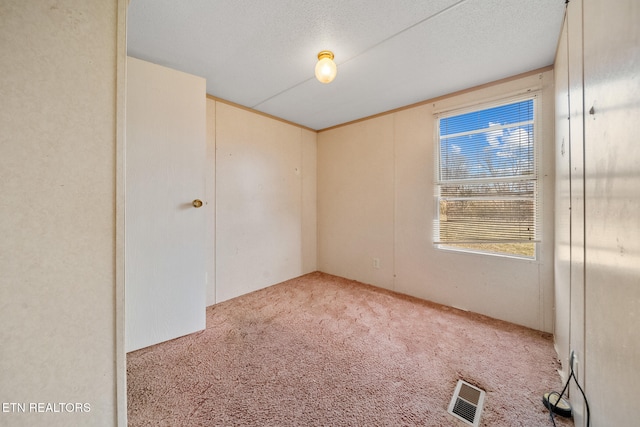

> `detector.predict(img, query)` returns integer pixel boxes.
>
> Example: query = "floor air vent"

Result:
[447,380,486,426]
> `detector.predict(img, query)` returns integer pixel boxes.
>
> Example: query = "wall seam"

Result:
[213,101,219,304]
[579,0,588,407]
[392,113,397,291]
[300,127,304,273]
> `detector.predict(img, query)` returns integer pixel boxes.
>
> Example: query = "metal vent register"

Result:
[447,380,486,426]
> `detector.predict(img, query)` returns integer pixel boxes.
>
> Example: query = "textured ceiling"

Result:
[127,0,566,130]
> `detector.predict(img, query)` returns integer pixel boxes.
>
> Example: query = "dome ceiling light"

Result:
[315,50,337,84]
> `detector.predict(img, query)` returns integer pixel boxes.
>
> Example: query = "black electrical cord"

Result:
[547,357,590,427]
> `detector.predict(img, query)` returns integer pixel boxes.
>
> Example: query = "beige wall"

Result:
[583,0,639,423]
[211,101,317,303]
[318,70,556,332]
[555,1,640,425]
[317,115,396,291]
[553,13,572,383]
[0,1,123,426]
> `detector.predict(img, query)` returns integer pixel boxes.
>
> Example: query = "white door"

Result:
[125,57,206,352]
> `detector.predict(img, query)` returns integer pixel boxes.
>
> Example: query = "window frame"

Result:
[433,92,542,260]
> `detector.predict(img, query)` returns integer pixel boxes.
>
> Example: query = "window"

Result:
[434,95,540,259]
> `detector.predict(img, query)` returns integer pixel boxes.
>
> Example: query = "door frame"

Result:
[115,0,128,424]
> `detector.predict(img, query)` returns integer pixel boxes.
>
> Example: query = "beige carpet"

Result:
[127,272,573,426]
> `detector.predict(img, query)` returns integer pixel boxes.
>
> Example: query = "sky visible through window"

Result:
[439,99,534,181]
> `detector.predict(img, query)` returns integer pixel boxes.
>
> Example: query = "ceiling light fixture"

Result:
[315,50,337,84]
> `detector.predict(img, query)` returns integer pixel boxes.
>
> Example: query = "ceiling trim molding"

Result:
[317,65,554,133]
[206,94,317,133]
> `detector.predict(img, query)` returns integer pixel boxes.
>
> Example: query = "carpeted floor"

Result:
[127,272,573,426]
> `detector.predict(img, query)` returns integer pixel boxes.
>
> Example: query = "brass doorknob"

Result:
[192,199,203,208]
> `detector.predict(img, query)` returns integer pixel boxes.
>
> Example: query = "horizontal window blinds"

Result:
[435,97,540,251]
